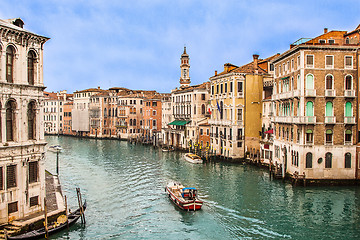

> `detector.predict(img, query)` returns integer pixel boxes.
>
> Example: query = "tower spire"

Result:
[180,46,190,88]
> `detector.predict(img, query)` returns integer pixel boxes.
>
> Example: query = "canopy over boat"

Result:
[182,187,196,191]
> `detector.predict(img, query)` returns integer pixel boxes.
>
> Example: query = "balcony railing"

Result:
[325,89,336,97]
[293,116,316,124]
[344,116,355,124]
[344,90,355,98]
[292,89,300,98]
[273,116,292,123]
[324,116,336,124]
[305,89,316,97]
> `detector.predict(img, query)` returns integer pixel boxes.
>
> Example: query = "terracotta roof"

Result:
[74,88,103,93]
[172,82,209,93]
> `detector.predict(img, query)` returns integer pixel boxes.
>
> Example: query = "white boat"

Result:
[162,146,174,152]
[48,145,63,152]
[184,153,203,164]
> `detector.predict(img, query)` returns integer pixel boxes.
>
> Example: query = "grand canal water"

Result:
[44,136,360,239]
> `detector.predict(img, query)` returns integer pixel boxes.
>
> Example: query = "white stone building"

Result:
[0,18,48,223]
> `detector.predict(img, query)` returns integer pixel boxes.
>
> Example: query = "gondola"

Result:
[8,201,86,240]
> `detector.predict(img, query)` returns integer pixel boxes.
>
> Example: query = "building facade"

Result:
[0,18,49,223]
[271,28,359,180]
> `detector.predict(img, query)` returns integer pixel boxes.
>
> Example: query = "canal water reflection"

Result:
[45,136,360,239]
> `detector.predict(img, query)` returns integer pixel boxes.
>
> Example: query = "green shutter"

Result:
[326,129,333,134]
[306,129,313,134]
[345,102,352,117]
[306,74,314,89]
[306,102,313,116]
[325,102,333,117]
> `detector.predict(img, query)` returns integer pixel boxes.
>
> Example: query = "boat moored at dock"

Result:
[165,182,203,211]
[184,153,203,164]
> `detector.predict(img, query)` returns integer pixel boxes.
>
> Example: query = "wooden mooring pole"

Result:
[76,188,86,224]
[65,195,69,229]
[44,197,48,240]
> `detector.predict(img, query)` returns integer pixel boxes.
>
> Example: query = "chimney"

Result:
[97,86,100,90]
[324,28,328,34]
[215,70,218,76]
[253,54,259,70]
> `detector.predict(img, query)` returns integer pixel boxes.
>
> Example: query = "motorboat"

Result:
[184,153,203,164]
[161,146,174,152]
[165,182,203,211]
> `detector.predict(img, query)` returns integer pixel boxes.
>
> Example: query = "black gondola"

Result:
[8,201,87,240]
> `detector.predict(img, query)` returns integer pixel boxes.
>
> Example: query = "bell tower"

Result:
[180,46,190,88]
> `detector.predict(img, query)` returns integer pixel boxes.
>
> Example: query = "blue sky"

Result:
[1,0,360,93]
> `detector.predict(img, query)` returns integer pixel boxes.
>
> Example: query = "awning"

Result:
[264,129,274,134]
[281,76,289,80]
[168,120,190,126]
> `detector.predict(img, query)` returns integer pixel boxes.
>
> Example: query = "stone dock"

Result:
[0,171,66,238]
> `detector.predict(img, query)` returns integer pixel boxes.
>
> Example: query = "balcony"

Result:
[344,90,355,98]
[344,116,355,124]
[293,116,316,124]
[292,89,300,98]
[324,116,336,124]
[325,89,336,97]
[305,89,316,97]
[273,116,292,123]
[278,92,292,99]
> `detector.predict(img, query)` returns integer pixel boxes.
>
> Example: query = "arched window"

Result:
[129,119,133,126]
[306,74,314,89]
[306,129,313,144]
[325,75,333,89]
[306,101,314,116]
[6,46,15,83]
[115,108,118,117]
[345,37,350,44]
[306,152,312,168]
[345,75,352,90]
[201,104,206,115]
[345,102,352,117]
[325,102,333,116]
[28,101,36,140]
[291,77,294,90]
[104,108,107,117]
[108,109,111,117]
[325,152,332,168]
[6,100,16,141]
[345,129,352,143]
[345,153,351,168]
[28,51,36,85]
[325,129,333,144]
[133,119,136,126]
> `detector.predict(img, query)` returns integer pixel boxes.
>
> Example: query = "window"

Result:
[325,55,334,68]
[201,104,206,115]
[306,129,313,144]
[152,102,157,107]
[325,129,333,144]
[216,85,219,94]
[306,101,314,117]
[306,74,314,89]
[237,82,243,94]
[345,102,352,117]
[224,83,227,93]
[30,196,39,207]
[306,55,314,68]
[6,46,15,83]
[306,152,312,168]
[7,164,16,188]
[8,202,18,214]
[0,167,3,190]
[6,100,16,142]
[29,161,38,183]
[325,102,333,117]
[28,101,36,140]
[211,86,214,95]
[328,39,335,44]
[345,129,352,143]
[345,153,351,168]
[345,37,350,44]
[153,110,156,116]
[200,129,203,135]
[220,84,223,94]
[325,75,333,89]
[201,94,205,100]
[220,102,223,119]
[28,51,36,85]
[237,109,243,121]
[325,152,332,168]
[345,75,352,90]
[345,56,353,68]
[153,120,156,127]
[319,39,326,44]
[230,82,233,92]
